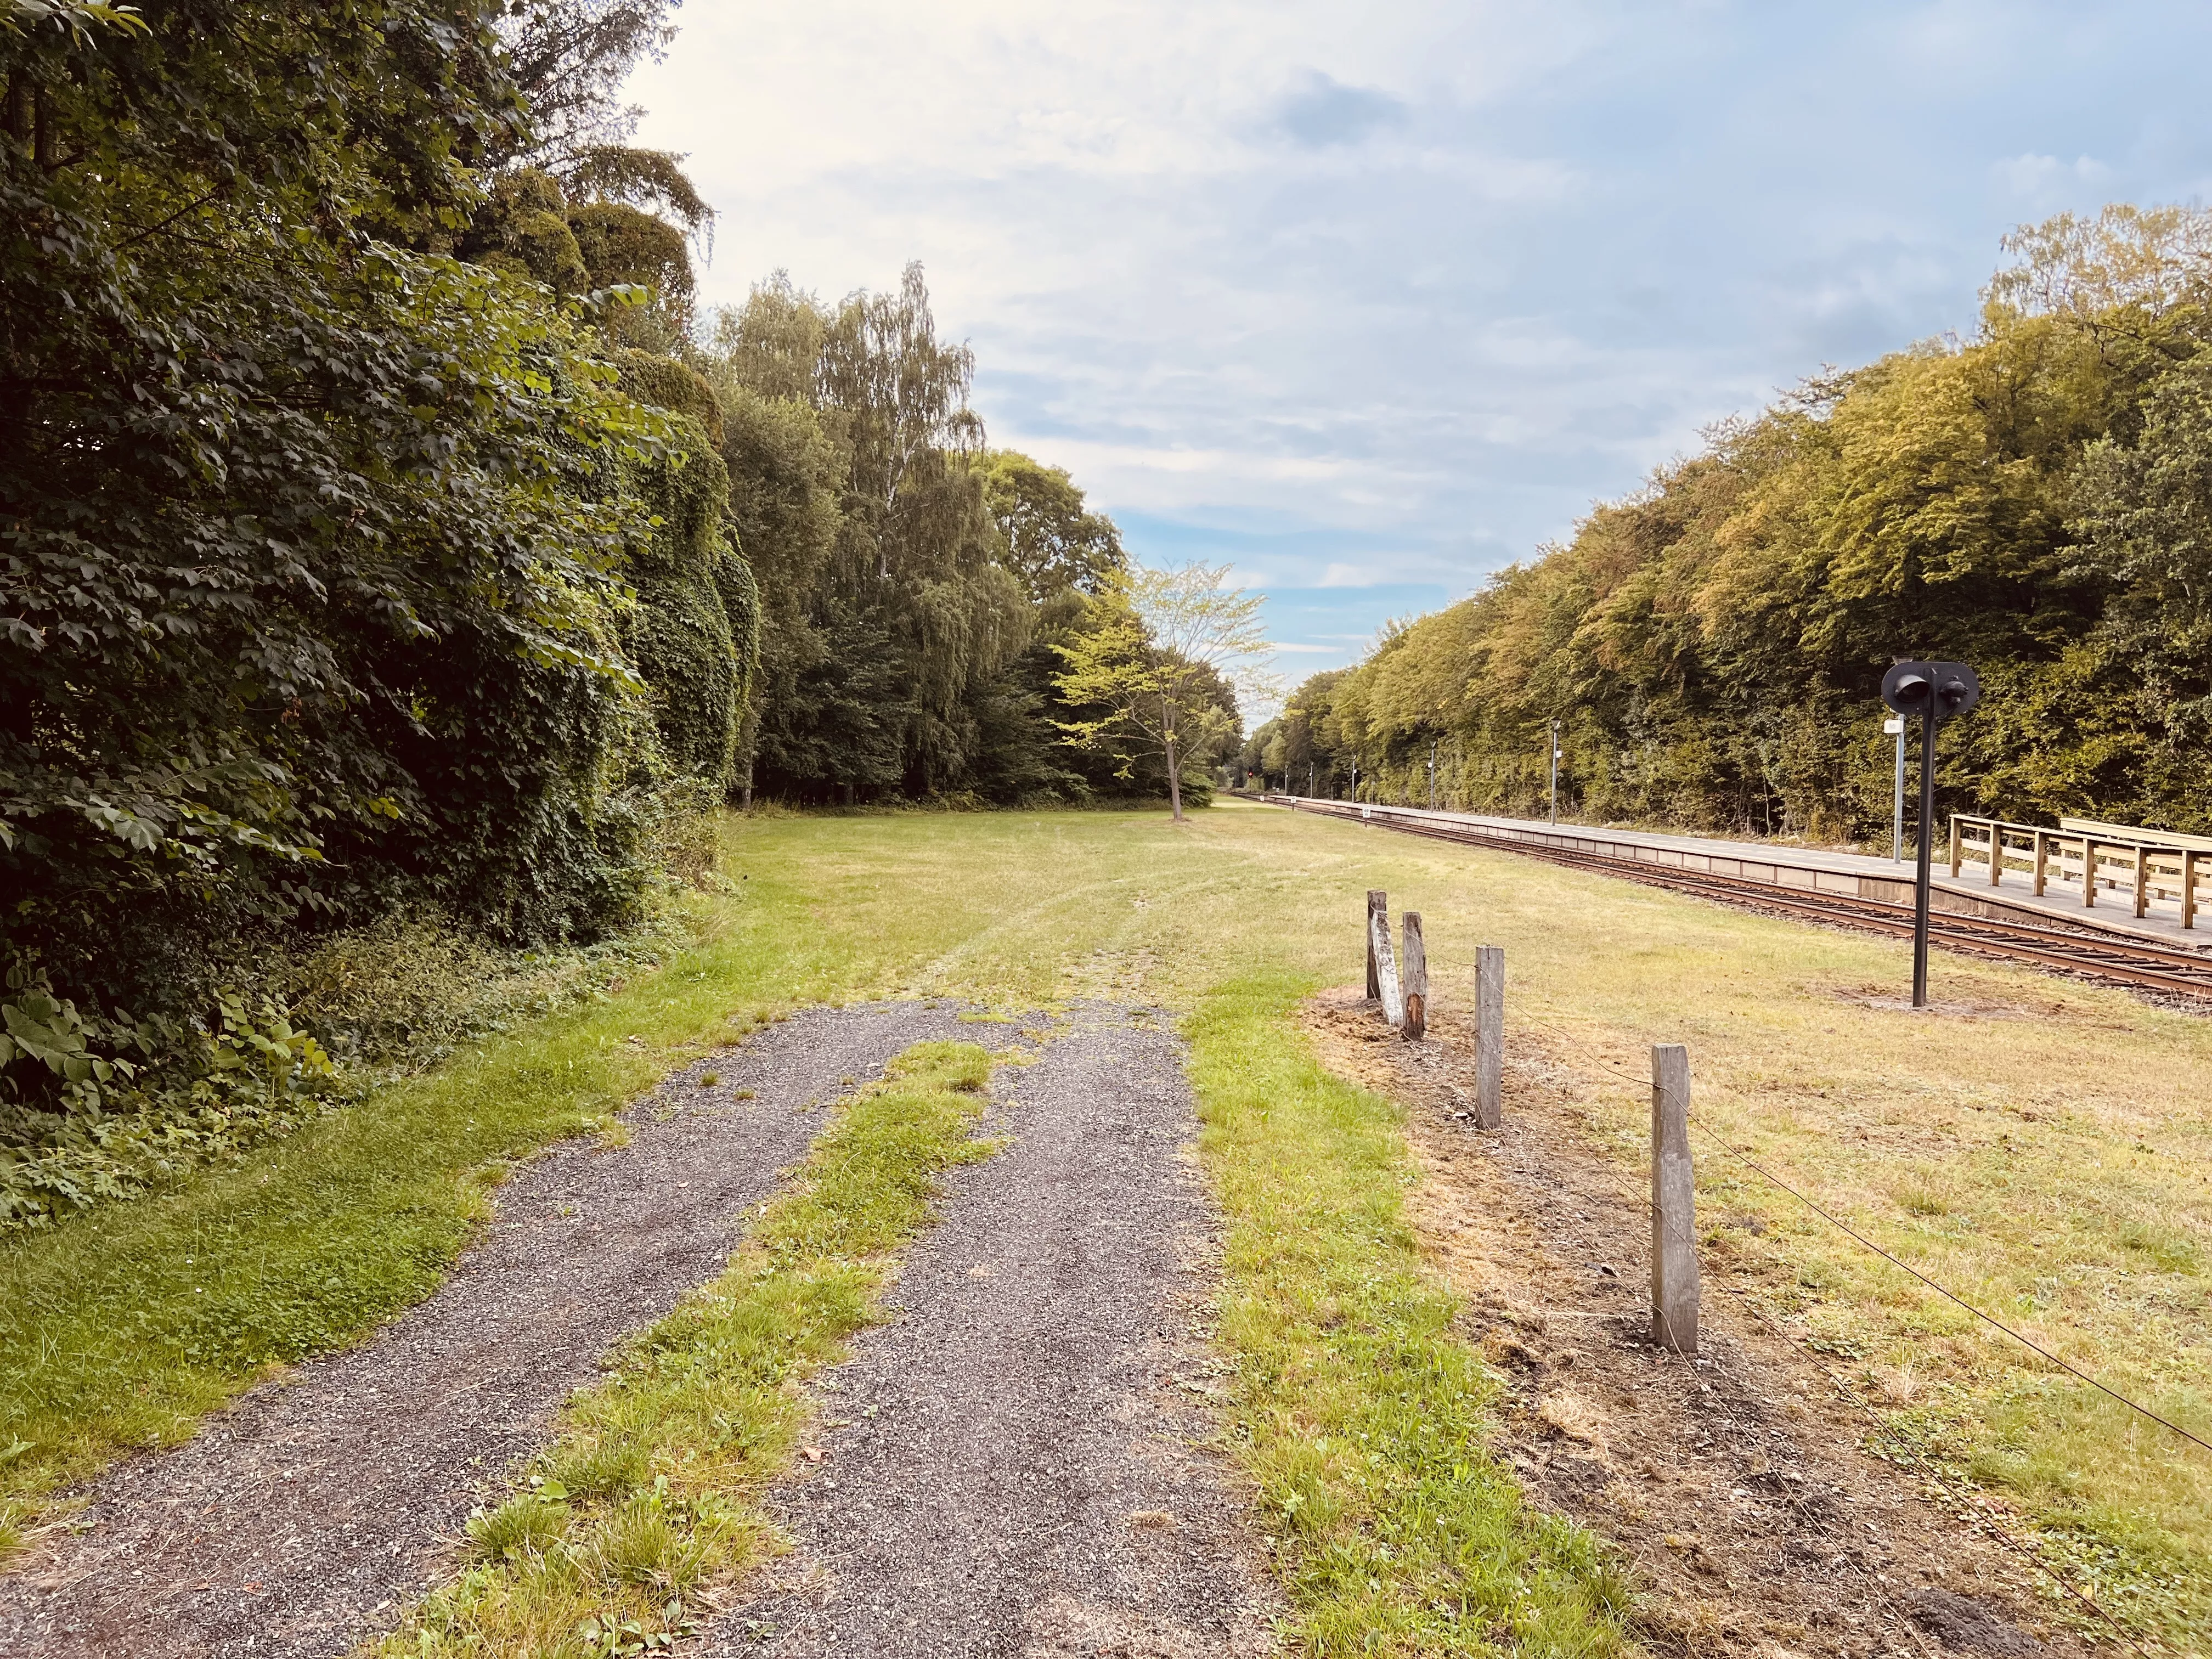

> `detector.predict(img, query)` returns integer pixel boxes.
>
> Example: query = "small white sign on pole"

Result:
[1886,716,1906,862]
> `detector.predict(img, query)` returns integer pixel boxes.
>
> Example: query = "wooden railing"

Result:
[1948,814,2209,928]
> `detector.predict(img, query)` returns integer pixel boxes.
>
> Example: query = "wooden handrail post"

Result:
[2135,845,2150,919]
[1650,1043,1698,1355]
[1949,817,1962,878]
[2084,839,2098,909]
[1401,913,1427,1041]
[2033,830,2048,897]
[2187,850,2199,931]
[1473,946,1504,1129]
[1988,823,2002,887]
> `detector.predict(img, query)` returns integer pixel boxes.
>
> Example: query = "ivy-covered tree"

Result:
[0,0,682,1019]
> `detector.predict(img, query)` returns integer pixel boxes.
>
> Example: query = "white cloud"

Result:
[1995,153,2113,199]
[1317,562,1388,588]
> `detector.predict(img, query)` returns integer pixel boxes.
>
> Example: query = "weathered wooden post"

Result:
[1649,1043,1699,1355]
[1472,945,1504,1128]
[1365,890,1386,999]
[1401,913,1427,1041]
[1369,904,1404,1029]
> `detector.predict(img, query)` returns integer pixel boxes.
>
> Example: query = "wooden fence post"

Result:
[1650,1043,1699,1355]
[1401,913,1427,1041]
[1473,945,1504,1128]
[1369,903,1404,1029]
[1365,890,1385,999]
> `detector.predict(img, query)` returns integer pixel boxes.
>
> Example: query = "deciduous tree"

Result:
[1052,564,1273,822]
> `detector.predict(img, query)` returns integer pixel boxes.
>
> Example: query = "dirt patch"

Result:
[1818,983,2126,1026]
[1304,987,2079,1659]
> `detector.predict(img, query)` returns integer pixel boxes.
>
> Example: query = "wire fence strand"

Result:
[1512,1010,2210,1461]
[1499,1008,2167,1651]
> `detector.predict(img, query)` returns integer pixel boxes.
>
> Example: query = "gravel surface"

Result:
[707,1003,1278,1659]
[0,1001,990,1659]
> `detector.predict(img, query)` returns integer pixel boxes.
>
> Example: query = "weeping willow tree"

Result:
[702,267,1060,803]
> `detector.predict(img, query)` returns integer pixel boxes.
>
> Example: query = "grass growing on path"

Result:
[369,1039,998,1659]
[1189,970,1631,1655]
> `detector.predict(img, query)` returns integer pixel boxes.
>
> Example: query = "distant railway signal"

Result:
[1881,661,1983,1007]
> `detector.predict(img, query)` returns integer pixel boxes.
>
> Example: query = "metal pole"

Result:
[1428,742,1437,810]
[1892,718,1906,863]
[1912,708,1936,1007]
[1548,718,1560,825]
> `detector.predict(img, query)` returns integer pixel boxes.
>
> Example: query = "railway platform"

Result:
[1261,795,2212,961]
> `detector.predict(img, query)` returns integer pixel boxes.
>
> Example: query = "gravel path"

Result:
[0,1001,989,1659]
[707,1004,1278,1659]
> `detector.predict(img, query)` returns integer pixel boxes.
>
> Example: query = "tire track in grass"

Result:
[707,1002,1280,1658]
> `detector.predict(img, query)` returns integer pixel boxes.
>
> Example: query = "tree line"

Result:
[1244,205,2212,846]
[0,0,1229,1218]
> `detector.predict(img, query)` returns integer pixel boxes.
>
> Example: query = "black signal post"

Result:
[1880,660,1983,1007]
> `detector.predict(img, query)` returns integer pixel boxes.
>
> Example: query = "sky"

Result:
[628,1,2212,697]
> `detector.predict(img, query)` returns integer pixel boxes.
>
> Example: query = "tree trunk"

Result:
[1163,695,1183,823]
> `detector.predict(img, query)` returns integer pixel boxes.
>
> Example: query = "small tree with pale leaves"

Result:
[1052,563,1278,822]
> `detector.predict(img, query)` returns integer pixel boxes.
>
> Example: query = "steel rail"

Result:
[1274,798,2212,999]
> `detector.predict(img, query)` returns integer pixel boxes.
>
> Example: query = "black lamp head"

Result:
[1882,659,1980,723]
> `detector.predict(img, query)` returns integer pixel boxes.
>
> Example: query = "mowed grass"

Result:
[3,801,2207,1648]
[1189,971,1630,1654]
[370,1040,998,1658]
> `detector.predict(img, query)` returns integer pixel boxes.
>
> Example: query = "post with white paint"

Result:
[1473,945,1504,1129]
[1365,890,1386,1000]
[1649,1043,1699,1355]
[1401,913,1427,1041]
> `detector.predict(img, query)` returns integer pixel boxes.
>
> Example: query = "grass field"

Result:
[4,800,2207,1650]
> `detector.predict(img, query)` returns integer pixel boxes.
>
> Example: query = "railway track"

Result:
[1272,798,2212,1001]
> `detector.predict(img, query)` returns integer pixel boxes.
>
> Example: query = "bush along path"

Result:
[0,1003,992,1659]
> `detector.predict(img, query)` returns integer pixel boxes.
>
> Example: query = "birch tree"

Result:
[1052,563,1277,822]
